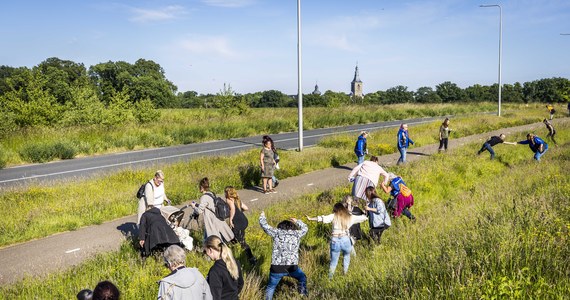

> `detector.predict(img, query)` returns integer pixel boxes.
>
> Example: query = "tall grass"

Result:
[1,124,567,299]
[0,107,560,247]
[1,102,511,166]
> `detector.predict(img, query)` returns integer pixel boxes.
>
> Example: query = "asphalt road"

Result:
[0,116,440,189]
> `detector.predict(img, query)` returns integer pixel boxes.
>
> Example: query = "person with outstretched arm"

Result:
[477,134,516,160]
[517,133,549,161]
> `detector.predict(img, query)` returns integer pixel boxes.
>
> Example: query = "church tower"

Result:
[351,64,363,99]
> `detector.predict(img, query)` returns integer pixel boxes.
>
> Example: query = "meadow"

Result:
[1,122,567,299]
[1,102,506,166]
[0,105,555,247]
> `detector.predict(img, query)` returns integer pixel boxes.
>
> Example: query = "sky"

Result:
[1,0,569,95]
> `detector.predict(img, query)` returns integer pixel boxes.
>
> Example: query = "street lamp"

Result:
[480,4,502,116]
[297,0,303,151]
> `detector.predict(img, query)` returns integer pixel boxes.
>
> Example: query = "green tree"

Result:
[364,90,386,105]
[436,81,465,103]
[415,86,442,103]
[465,84,492,102]
[385,85,414,104]
[322,90,350,107]
[257,90,289,107]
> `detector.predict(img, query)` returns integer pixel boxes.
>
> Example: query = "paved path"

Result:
[0,120,558,286]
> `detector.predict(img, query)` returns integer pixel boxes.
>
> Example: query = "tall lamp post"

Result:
[297,0,303,151]
[480,4,502,116]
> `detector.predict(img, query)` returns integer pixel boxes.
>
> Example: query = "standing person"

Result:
[92,281,120,300]
[225,186,257,265]
[263,135,280,188]
[396,124,414,165]
[364,186,391,243]
[260,139,276,194]
[354,131,369,165]
[203,235,244,300]
[259,211,308,300]
[546,104,555,120]
[158,245,213,300]
[543,119,557,145]
[137,170,171,225]
[138,205,180,257]
[348,156,389,202]
[381,173,415,221]
[306,203,368,279]
[477,134,516,160]
[190,177,234,243]
[517,133,549,161]
[438,118,452,152]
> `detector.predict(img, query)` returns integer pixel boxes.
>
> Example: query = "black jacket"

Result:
[207,259,244,300]
[138,207,180,256]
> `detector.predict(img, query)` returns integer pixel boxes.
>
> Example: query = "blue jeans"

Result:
[479,143,495,160]
[397,147,407,165]
[266,268,307,300]
[357,155,365,165]
[329,236,352,278]
[534,148,548,161]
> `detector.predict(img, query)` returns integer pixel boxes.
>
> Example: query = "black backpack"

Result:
[136,182,153,206]
[205,193,231,221]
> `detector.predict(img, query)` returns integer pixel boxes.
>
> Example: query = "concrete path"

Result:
[0,120,556,286]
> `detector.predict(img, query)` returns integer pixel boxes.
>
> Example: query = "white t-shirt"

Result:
[152,183,166,208]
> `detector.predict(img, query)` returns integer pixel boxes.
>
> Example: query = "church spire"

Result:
[352,63,362,83]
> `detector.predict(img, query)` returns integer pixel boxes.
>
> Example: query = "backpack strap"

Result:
[143,181,154,207]
[204,192,217,215]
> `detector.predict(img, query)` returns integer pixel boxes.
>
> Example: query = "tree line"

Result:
[1,57,569,134]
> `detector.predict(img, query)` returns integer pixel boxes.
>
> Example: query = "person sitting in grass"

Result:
[306,202,368,279]
[260,211,308,300]
[517,133,549,161]
[477,134,516,160]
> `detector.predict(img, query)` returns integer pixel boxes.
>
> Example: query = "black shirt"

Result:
[486,136,504,147]
[207,259,244,300]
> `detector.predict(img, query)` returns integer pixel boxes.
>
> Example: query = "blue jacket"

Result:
[397,129,414,149]
[354,135,367,157]
[518,136,548,153]
[389,177,406,197]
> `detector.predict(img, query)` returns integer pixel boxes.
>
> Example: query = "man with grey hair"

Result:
[137,170,171,225]
[158,245,212,300]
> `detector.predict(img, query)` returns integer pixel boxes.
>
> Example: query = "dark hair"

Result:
[365,186,381,200]
[277,220,298,231]
[92,281,120,300]
[199,177,210,191]
[370,156,378,162]
[77,289,93,300]
[263,135,276,153]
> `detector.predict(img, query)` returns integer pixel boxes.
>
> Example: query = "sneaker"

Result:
[274,180,279,188]
[263,190,269,195]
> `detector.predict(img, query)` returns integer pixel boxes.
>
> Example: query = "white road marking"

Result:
[307,183,314,186]
[65,248,80,254]
[250,198,259,202]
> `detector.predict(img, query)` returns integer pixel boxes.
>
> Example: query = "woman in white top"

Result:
[137,170,171,225]
[306,202,368,278]
[348,156,389,201]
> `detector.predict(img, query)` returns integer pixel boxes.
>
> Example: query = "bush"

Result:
[53,142,76,160]
[0,145,7,169]
[133,99,161,123]
[19,141,76,163]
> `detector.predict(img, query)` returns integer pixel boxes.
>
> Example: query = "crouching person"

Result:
[259,211,308,300]
[158,245,212,300]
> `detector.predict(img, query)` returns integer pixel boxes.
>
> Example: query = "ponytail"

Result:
[205,235,239,280]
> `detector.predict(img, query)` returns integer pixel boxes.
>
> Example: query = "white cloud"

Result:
[129,5,187,23]
[201,0,255,8]
[178,36,238,59]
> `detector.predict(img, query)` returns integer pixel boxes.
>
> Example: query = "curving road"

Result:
[0,116,440,189]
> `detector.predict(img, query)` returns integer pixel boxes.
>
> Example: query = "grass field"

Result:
[1,122,567,299]
[1,102,510,165]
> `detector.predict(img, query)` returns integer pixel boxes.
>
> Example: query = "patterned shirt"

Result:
[259,214,308,266]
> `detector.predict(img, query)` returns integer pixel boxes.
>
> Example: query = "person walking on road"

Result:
[348,156,389,202]
[137,170,171,225]
[260,139,276,194]
[260,211,308,300]
[543,119,557,145]
[517,133,549,161]
[306,202,368,279]
[263,135,280,189]
[477,134,516,160]
[354,131,369,165]
[397,124,414,165]
[438,118,452,152]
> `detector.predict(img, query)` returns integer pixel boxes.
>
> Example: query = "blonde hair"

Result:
[205,235,239,280]
[224,186,242,211]
[332,202,351,231]
[155,170,165,180]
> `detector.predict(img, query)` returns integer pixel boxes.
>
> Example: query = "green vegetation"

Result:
[0,106,556,247]
[2,123,568,299]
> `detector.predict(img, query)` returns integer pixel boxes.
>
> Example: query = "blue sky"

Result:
[1,0,569,95]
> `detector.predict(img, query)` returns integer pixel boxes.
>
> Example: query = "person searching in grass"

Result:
[516,133,549,161]
[137,170,172,226]
[92,280,120,300]
[438,118,452,152]
[224,186,257,266]
[260,211,308,299]
[263,135,280,189]
[364,186,391,243]
[396,124,414,165]
[158,245,213,300]
[354,131,369,165]
[203,235,244,300]
[138,204,181,258]
[348,155,389,202]
[190,177,235,243]
[381,173,415,221]
[260,138,277,194]
[477,134,516,160]
[306,203,368,279]
[543,119,557,145]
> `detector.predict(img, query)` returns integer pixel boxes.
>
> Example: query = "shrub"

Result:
[53,142,76,160]
[133,98,161,123]
[0,145,7,169]
[19,141,76,163]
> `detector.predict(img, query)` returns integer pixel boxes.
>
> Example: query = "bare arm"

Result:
[227,198,236,228]
[260,149,265,169]
[241,203,249,211]
[380,182,392,194]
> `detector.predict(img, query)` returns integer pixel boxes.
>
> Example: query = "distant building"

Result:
[312,82,321,95]
[351,64,363,98]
